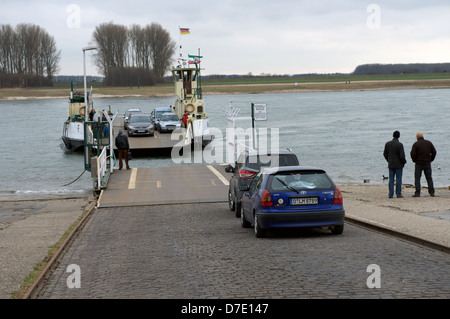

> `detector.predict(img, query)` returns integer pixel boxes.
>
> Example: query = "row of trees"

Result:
[91,22,176,86]
[0,24,61,87]
[353,63,450,75]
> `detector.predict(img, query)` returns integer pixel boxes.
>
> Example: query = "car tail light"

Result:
[261,189,273,207]
[333,188,343,204]
[239,170,256,178]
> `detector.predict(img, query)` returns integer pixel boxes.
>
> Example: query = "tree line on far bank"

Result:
[0,24,61,88]
[92,22,176,87]
[353,63,450,75]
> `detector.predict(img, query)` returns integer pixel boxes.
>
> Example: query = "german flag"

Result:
[180,27,190,35]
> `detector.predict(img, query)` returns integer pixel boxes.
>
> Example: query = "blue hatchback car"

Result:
[239,166,345,238]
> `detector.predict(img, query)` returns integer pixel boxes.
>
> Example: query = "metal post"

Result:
[82,46,97,121]
[251,103,255,149]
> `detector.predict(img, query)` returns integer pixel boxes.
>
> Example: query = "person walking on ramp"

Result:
[383,130,407,198]
[410,132,436,197]
[115,130,130,170]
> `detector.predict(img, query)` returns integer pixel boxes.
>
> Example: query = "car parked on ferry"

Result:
[225,149,299,217]
[239,166,345,238]
[127,113,154,137]
[151,107,173,131]
[158,112,181,133]
[123,108,142,129]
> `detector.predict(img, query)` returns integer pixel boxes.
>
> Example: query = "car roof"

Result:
[260,166,326,174]
[155,107,172,111]
[161,112,176,116]
[126,108,141,112]
[129,112,149,117]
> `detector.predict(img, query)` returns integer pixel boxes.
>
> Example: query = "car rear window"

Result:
[131,116,150,123]
[246,154,299,170]
[268,171,333,192]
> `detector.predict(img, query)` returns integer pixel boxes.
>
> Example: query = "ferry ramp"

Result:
[97,165,230,208]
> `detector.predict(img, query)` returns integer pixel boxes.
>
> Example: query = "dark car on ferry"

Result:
[225,150,299,217]
[239,166,345,238]
[123,108,142,129]
[127,113,154,137]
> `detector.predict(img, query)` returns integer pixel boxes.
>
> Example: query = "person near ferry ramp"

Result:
[115,130,130,170]
[383,130,407,198]
[410,132,436,197]
[182,111,189,128]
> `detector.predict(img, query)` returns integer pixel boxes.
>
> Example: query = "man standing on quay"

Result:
[383,130,407,198]
[410,132,436,197]
[115,130,130,170]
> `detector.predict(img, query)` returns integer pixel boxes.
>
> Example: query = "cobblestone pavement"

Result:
[38,203,450,299]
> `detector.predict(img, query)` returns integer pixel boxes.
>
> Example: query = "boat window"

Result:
[174,71,182,82]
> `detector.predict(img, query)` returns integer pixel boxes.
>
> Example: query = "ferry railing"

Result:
[84,109,118,193]
[96,147,109,189]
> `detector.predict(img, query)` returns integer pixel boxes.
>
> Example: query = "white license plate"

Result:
[138,130,145,133]
[290,197,318,205]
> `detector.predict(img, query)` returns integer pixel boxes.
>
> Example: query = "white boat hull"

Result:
[62,122,84,151]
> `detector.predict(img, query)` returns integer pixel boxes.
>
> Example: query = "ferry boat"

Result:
[171,54,211,147]
[62,82,88,151]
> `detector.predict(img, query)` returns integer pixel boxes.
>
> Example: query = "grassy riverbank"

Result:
[1,73,450,100]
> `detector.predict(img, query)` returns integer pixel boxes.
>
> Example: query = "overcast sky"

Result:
[1,0,449,76]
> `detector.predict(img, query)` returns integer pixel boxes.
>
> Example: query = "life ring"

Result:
[185,104,195,113]
[79,106,85,116]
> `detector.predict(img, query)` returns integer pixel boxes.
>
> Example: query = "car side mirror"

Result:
[225,165,234,173]
[239,185,249,192]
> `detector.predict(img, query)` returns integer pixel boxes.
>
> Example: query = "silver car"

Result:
[127,113,154,136]
[158,112,181,133]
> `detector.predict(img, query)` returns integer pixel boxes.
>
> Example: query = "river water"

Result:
[0,88,449,197]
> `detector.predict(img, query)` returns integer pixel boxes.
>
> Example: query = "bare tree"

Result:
[145,23,176,83]
[0,23,60,87]
[91,22,175,86]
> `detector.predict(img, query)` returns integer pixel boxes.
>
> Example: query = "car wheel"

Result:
[228,189,235,211]
[240,207,250,228]
[331,224,344,235]
[254,213,266,238]
[235,197,241,218]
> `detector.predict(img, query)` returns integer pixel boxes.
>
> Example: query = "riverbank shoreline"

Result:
[1,78,450,101]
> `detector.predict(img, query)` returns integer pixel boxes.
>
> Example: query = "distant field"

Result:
[1,73,450,100]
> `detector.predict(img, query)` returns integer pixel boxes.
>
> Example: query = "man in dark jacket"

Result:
[115,130,130,170]
[410,132,436,197]
[383,131,407,198]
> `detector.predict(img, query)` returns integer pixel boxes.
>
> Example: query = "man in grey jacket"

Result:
[383,131,407,198]
[115,130,130,170]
